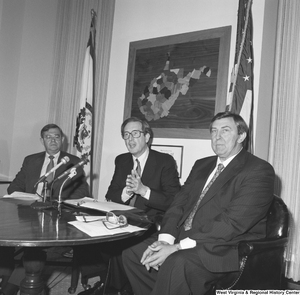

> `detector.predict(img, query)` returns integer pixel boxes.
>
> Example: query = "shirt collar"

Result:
[217,148,243,168]
[46,151,60,162]
[132,146,149,167]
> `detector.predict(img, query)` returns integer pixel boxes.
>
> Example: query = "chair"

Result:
[68,246,106,294]
[212,195,289,292]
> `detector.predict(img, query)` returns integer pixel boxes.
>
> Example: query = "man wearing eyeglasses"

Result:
[106,117,180,218]
[78,117,181,295]
[7,123,89,201]
[1,124,90,295]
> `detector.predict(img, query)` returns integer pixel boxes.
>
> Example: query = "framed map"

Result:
[124,26,231,139]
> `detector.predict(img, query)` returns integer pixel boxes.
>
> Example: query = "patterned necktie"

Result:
[135,158,141,177]
[184,163,224,231]
[129,159,141,207]
[45,155,55,184]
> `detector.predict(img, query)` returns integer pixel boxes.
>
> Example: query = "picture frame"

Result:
[151,144,183,178]
[124,26,231,139]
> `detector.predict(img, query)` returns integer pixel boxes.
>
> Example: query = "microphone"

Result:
[55,157,89,181]
[34,156,70,187]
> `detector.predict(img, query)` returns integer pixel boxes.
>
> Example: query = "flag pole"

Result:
[90,9,96,196]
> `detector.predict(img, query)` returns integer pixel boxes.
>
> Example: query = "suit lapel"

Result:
[198,149,247,208]
[179,158,217,225]
[190,159,216,200]
[55,152,68,178]
[33,152,46,180]
[140,150,156,183]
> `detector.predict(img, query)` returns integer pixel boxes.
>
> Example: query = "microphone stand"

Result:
[56,168,77,215]
[31,181,54,210]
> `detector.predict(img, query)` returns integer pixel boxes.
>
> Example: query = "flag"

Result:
[74,10,96,190]
[226,0,254,153]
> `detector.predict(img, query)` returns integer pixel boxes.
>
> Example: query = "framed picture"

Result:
[124,26,231,139]
[151,144,183,178]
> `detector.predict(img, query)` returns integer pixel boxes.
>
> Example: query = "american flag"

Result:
[226,0,254,153]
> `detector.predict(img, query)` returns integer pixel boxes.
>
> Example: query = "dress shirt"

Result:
[36,152,60,195]
[121,148,151,203]
[158,149,242,249]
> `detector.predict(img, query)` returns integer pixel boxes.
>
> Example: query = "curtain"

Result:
[268,0,300,282]
[48,0,115,198]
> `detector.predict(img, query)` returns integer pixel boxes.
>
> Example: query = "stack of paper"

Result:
[66,198,150,236]
[64,197,136,212]
[69,219,147,237]
[2,192,40,201]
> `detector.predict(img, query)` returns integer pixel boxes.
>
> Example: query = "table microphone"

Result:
[54,157,89,181]
[34,156,70,187]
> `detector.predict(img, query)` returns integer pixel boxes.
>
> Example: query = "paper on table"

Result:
[69,220,146,237]
[2,191,40,200]
[64,197,135,212]
[75,216,105,222]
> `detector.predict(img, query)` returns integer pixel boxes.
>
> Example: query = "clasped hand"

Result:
[140,241,178,271]
[126,169,147,196]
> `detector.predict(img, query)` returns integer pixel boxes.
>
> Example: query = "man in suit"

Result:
[78,117,180,295]
[122,112,275,295]
[105,116,181,220]
[7,123,89,200]
[1,123,90,295]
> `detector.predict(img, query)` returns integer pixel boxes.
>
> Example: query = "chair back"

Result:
[266,195,289,239]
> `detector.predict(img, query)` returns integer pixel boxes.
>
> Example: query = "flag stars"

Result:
[247,57,252,63]
[243,75,250,82]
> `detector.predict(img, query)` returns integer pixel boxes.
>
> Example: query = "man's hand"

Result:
[141,241,179,271]
[126,169,148,197]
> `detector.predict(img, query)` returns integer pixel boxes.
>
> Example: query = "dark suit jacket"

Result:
[160,149,275,273]
[105,149,181,220]
[8,151,90,200]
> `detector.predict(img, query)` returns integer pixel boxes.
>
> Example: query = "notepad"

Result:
[68,220,147,237]
[64,197,136,212]
[2,191,40,200]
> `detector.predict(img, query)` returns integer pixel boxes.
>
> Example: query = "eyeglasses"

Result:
[103,212,128,230]
[122,130,145,140]
[43,135,61,141]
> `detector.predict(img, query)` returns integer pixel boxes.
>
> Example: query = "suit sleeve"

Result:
[146,154,181,212]
[7,157,30,194]
[105,156,128,204]
[191,161,275,243]
[60,156,90,199]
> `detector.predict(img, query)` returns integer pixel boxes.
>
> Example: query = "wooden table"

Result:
[0,198,149,295]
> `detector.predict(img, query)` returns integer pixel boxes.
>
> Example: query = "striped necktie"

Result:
[135,158,141,177]
[45,155,55,184]
[129,159,141,207]
[184,163,224,231]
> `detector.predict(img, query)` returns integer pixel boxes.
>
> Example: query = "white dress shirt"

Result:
[36,152,60,196]
[121,148,151,203]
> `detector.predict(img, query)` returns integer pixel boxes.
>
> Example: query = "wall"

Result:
[98,0,269,200]
[0,0,58,195]
[255,0,279,160]
[0,0,276,199]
